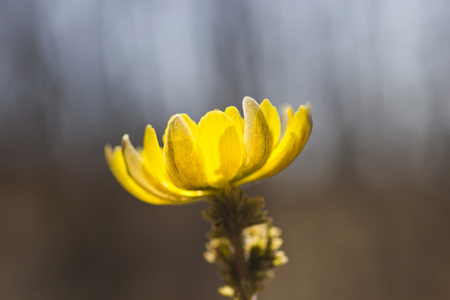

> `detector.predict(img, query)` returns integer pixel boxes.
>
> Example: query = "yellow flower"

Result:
[105,97,312,205]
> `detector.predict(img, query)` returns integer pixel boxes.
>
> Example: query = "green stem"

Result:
[204,187,278,300]
[229,224,252,300]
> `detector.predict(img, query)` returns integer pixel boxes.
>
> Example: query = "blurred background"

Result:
[1,0,449,299]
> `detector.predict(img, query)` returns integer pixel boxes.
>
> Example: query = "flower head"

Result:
[105,97,312,204]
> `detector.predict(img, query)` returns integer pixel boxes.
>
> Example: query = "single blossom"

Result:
[105,97,312,205]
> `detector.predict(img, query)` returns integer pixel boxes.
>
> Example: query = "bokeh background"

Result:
[1,1,450,299]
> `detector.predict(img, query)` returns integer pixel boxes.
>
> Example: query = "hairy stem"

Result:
[229,224,252,300]
[204,187,283,300]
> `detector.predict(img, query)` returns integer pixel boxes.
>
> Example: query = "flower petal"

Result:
[143,125,166,179]
[235,102,312,185]
[225,106,244,138]
[197,111,243,188]
[279,104,294,140]
[164,114,208,190]
[122,134,194,203]
[260,99,281,148]
[236,97,273,178]
[143,125,209,198]
[105,144,174,205]
[163,113,198,144]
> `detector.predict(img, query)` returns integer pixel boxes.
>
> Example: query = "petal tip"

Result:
[281,103,293,112]
[170,114,185,125]
[122,134,130,143]
[243,96,257,106]
[104,144,113,161]
[305,101,312,114]
[145,125,157,141]
[305,102,312,125]
[261,98,272,105]
[121,135,135,156]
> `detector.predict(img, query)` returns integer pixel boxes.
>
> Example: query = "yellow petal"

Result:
[143,125,209,198]
[260,99,281,148]
[163,113,199,144]
[279,104,294,140]
[122,134,192,203]
[105,144,174,205]
[225,106,246,170]
[197,111,243,188]
[143,125,166,179]
[164,114,208,190]
[236,97,273,178]
[235,102,312,185]
[225,106,244,138]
